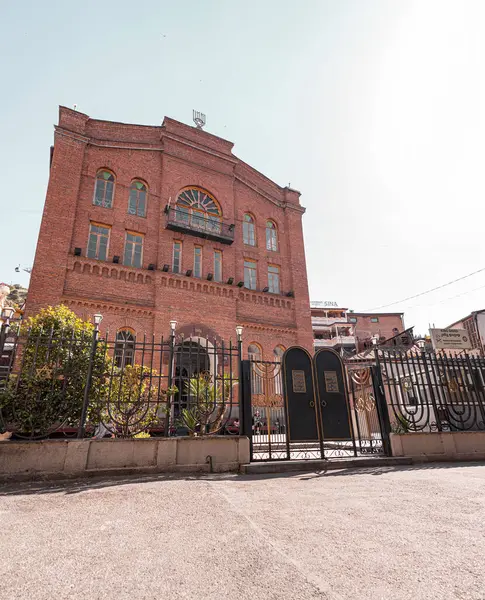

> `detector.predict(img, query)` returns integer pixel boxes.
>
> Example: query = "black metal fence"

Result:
[246,358,388,461]
[246,360,289,461]
[375,348,485,433]
[0,326,241,440]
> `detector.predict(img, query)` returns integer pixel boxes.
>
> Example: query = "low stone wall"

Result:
[0,436,250,482]
[391,431,485,461]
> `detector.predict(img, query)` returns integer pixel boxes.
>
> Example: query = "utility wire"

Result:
[407,282,485,310]
[364,266,485,311]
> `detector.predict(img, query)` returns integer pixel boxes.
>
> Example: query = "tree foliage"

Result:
[89,364,177,438]
[6,284,28,312]
[0,305,108,438]
[178,372,235,435]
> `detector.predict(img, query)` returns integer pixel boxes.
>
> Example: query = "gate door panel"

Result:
[313,348,352,440]
[282,347,319,442]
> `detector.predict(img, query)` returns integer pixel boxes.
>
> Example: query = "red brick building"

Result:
[311,302,405,353]
[27,107,313,359]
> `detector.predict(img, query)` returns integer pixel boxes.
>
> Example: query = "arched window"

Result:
[248,343,262,361]
[248,343,262,394]
[94,170,115,208]
[243,214,256,246]
[128,180,147,217]
[114,329,135,368]
[175,187,221,233]
[266,221,278,251]
[273,345,285,361]
[274,345,285,395]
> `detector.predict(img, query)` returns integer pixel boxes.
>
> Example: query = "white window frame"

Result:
[124,232,144,268]
[93,170,115,208]
[194,245,202,278]
[268,264,280,294]
[243,214,256,246]
[87,223,110,261]
[214,250,223,282]
[172,241,182,274]
[244,260,257,290]
[266,221,278,251]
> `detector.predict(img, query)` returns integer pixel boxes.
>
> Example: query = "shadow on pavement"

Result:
[1,460,484,497]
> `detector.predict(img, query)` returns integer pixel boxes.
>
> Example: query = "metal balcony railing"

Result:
[314,335,356,347]
[165,207,235,244]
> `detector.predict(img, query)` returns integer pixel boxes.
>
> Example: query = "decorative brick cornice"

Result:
[239,322,298,335]
[61,297,154,317]
[235,174,305,214]
[69,258,154,285]
[67,258,295,310]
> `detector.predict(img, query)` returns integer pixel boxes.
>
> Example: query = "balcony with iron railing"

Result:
[311,316,350,326]
[165,207,235,244]
[314,335,356,348]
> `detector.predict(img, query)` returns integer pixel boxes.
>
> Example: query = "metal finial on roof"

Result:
[193,110,206,129]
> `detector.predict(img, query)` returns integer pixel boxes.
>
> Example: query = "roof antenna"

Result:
[192,110,206,129]
[73,104,77,111]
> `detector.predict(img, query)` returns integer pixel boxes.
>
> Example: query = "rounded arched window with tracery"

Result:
[273,345,285,394]
[248,343,263,394]
[93,169,115,208]
[175,187,221,233]
[266,220,278,251]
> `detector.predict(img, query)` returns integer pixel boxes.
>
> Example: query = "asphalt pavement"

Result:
[1,462,485,599]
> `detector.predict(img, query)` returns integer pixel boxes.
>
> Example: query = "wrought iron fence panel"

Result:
[376,349,485,433]
[0,327,98,439]
[249,360,291,461]
[0,327,240,440]
[346,365,384,455]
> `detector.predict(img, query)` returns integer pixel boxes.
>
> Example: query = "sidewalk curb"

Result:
[241,456,413,474]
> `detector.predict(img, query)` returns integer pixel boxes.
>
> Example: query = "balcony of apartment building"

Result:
[313,324,356,348]
[310,303,349,327]
[311,313,349,327]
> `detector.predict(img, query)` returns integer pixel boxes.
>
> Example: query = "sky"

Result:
[1,0,485,335]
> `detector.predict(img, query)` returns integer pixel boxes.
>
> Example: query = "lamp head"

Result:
[1,306,15,321]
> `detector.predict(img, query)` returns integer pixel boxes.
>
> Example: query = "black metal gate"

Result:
[243,347,390,462]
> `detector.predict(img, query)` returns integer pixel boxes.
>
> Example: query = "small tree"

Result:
[90,364,177,438]
[178,372,236,436]
[0,305,108,438]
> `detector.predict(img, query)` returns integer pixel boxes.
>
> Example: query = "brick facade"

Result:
[27,107,313,358]
[350,312,405,349]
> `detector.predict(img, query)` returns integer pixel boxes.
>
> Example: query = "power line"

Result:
[364,266,485,311]
[408,282,485,310]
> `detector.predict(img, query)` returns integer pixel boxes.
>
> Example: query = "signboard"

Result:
[324,371,339,393]
[311,301,339,308]
[430,328,472,350]
[292,370,307,393]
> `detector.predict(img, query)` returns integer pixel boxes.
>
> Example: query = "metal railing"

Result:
[166,207,235,244]
[375,348,485,432]
[0,326,241,440]
[314,335,356,347]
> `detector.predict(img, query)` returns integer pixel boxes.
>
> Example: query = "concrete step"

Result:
[241,456,412,475]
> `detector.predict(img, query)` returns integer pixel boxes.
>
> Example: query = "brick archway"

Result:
[175,323,224,346]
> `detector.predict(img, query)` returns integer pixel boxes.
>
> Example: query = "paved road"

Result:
[1,462,485,599]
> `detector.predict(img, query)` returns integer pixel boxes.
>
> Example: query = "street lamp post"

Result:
[165,320,177,437]
[236,325,244,435]
[0,306,15,357]
[77,313,103,438]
